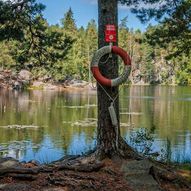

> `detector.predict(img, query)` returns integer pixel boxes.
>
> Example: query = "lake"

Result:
[0,86,191,163]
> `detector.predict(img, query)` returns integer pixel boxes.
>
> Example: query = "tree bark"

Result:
[96,0,140,160]
[97,0,119,158]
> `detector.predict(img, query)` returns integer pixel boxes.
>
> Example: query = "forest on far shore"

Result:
[0,7,191,85]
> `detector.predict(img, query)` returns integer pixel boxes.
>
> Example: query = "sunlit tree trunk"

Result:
[96,0,119,158]
[96,0,139,159]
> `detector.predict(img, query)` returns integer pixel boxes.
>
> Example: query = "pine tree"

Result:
[0,0,73,80]
[0,41,15,69]
[96,0,139,159]
[85,20,98,81]
[61,8,77,34]
[61,8,78,79]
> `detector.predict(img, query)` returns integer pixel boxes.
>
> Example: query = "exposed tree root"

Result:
[0,154,191,191]
[0,155,104,181]
[2,173,38,180]
[117,138,142,160]
[0,167,39,176]
[95,137,142,160]
[54,162,105,172]
[0,138,141,180]
[0,150,191,191]
[0,167,39,180]
[149,165,191,189]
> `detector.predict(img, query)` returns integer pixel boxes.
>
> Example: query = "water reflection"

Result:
[120,86,191,162]
[0,86,191,163]
[0,89,97,163]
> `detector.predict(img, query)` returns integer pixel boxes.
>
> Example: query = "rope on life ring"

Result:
[91,45,131,87]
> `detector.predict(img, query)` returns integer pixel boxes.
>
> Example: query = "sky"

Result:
[38,0,156,31]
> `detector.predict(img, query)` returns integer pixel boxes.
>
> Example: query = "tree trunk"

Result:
[97,0,119,158]
[96,0,140,160]
[96,0,119,159]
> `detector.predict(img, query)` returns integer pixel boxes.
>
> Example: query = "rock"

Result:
[65,79,89,88]
[0,183,32,191]
[121,159,162,191]
[3,70,11,74]
[44,83,57,90]
[28,160,41,166]
[31,81,58,90]
[18,70,32,81]
[0,70,30,90]
[31,81,45,88]
[0,157,20,169]
[38,75,52,82]
[0,184,8,189]
[12,81,22,90]
[0,74,4,80]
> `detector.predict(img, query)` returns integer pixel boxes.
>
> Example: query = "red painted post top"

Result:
[105,25,116,42]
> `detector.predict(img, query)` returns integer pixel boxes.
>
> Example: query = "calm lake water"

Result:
[0,86,191,163]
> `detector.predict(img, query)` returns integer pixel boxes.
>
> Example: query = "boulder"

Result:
[0,74,4,80]
[38,75,52,82]
[12,81,23,90]
[65,79,89,88]
[0,157,20,169]
[44,83,57,90]
[18,70,32,81]
[31,81,45,88]
[0,183,32,191]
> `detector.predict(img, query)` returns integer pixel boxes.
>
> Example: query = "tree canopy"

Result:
[0,0,45,40]
[0,0,74,79]
[120,0,191,56]
[0,0,190,85]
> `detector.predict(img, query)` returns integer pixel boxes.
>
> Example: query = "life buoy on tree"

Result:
[91,45,131,87]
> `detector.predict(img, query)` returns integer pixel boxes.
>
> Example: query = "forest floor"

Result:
[0,156,191,191]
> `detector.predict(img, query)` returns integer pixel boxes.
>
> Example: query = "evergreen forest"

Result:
[0,1,191,86]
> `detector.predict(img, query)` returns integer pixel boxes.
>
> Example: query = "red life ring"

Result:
[91,45,131,87]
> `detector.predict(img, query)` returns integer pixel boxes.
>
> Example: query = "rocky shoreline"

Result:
[0,69,179,90]
[0,69,92,90]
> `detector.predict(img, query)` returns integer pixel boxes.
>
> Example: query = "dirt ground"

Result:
[0,159,131,191]
[0,157,191,191]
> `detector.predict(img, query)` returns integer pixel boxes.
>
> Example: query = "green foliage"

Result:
[129,128,154,155]
[0,1,190,85]
[84,20,98,80]
[175,55,191,85]
[0,0,45,41]
[0,3,99,82]
[61,7,77,34]
[140,42,155,83]
[0,41,15,68]
[60,8,81,80]
[0,1,74,80]
[120,0,191,56]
